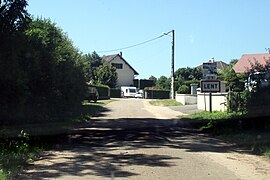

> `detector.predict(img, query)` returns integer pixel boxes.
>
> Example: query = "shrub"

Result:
[177,85,189,94]
[110,88,121,98]
[94,85,110,100]
[144,89,170,99]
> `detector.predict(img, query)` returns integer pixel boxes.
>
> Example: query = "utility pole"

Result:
[163,29,175,99]
[171,30,175,99]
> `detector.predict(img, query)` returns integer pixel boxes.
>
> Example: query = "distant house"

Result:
[197,61,228,71]
[102,52,139,87]
[233,53,270,73]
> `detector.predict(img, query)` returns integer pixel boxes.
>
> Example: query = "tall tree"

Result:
[83,52,103,83]
[156,76,170,90]
[219,59,244,92]
[96,63,118,88]
[0,0,30,36]
[24,18,87,117]
[149,75,157,86]
[0,0,31,123]
[83,52,118,87]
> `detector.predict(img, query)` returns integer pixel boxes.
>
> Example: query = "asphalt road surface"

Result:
[19,99,270,180]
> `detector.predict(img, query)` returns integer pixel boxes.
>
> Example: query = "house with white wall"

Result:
[102,52,139,87]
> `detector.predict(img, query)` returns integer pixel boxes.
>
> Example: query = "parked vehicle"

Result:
[86,86,99,102]
[121,86,137,98]
[135,89,144,98]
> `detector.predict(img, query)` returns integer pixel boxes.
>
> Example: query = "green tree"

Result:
[175,67,202,81]
[149,75,157,86]
[23,18,87,119]
[174,67,201,94]
[83,52,103,82]
[96,63,118,88]
[219,59,244,92]
[0,0,30,36]
[83,52,118,87]
[177,85,189,94]
[156,76,170,90]
[0,0,31,123]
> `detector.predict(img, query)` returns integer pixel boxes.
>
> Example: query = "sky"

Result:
[27,0,270,79]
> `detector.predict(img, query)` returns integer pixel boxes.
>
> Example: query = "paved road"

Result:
[19,99,270,180]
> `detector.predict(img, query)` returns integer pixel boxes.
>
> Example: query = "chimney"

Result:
[119,52,122,57]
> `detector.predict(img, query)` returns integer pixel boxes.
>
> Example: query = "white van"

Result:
[121,86,137,98]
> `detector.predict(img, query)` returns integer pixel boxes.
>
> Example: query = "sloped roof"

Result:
[233,53,270,73]
[102,54,139,75]
[197,61,228,71]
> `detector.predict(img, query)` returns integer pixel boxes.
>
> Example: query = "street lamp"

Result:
[163,30,175,99]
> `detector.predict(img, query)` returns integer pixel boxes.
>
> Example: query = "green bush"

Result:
[227,91,249,114]
[95,85,110,100]
[144,89,170,99]
[177,85,189,94]
[110,88,121,98]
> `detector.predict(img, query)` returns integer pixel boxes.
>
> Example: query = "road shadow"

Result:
[18,118,238,179]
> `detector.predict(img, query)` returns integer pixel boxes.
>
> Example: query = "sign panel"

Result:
[201,80,221,93]
[202,62,217,80]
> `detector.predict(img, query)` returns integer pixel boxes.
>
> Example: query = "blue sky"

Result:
[27,0,270,79]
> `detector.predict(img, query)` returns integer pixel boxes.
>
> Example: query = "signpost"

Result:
[202,62,217,80]
[201,80,221,113]
[201,61,220,113]
[201,80,221,93]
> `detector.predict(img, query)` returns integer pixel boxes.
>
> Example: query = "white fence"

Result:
[175,94,197,105]
[197,92,228,112]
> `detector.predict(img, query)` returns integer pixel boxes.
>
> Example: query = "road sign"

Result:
[202,62,217,80]
[201,80,221,93]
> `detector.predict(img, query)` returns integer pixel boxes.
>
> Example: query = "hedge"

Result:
[144,89,170,99]
[92,85,110,100]
[110,88,121,98]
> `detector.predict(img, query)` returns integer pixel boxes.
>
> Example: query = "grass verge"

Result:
[181,111,270,158]
[218,131,270,157]
[149,99,183,106]
[0,99,111,179]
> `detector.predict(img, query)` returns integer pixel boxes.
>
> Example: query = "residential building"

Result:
[197,61,228,72]
[233,53,270,73]
[102,52,139,87]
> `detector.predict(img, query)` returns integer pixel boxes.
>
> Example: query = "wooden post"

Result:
[209,92,212,113]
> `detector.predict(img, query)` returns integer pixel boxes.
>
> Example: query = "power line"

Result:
[97,34,166,53]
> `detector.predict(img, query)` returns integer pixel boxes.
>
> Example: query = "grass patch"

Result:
[218,131,270,158]
[149,99,182,106]
[263,148,270,158]
[187,111,241,120]
[182,111,270,158]
[0,131,42,179]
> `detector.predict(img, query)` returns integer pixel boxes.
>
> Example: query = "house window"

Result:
[112,63,123,69]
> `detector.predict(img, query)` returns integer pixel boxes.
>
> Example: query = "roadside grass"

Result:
[181,111,270,158]
[149,99,183,106]
[186,111,241,120]
[0,99,111,179]
[218,131,270,157]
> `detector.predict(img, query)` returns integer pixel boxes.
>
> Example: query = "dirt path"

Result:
[18,99,270,180]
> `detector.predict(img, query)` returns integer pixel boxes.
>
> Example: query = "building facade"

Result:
[102,53,139,87]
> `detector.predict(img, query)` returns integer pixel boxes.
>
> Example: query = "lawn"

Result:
[149,99,183,106]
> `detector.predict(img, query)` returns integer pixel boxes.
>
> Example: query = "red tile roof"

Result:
[233,53,270,73]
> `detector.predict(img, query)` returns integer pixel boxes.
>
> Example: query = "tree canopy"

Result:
[0,0,30,36]
[0,15,87,124]
[83,52,118,88]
